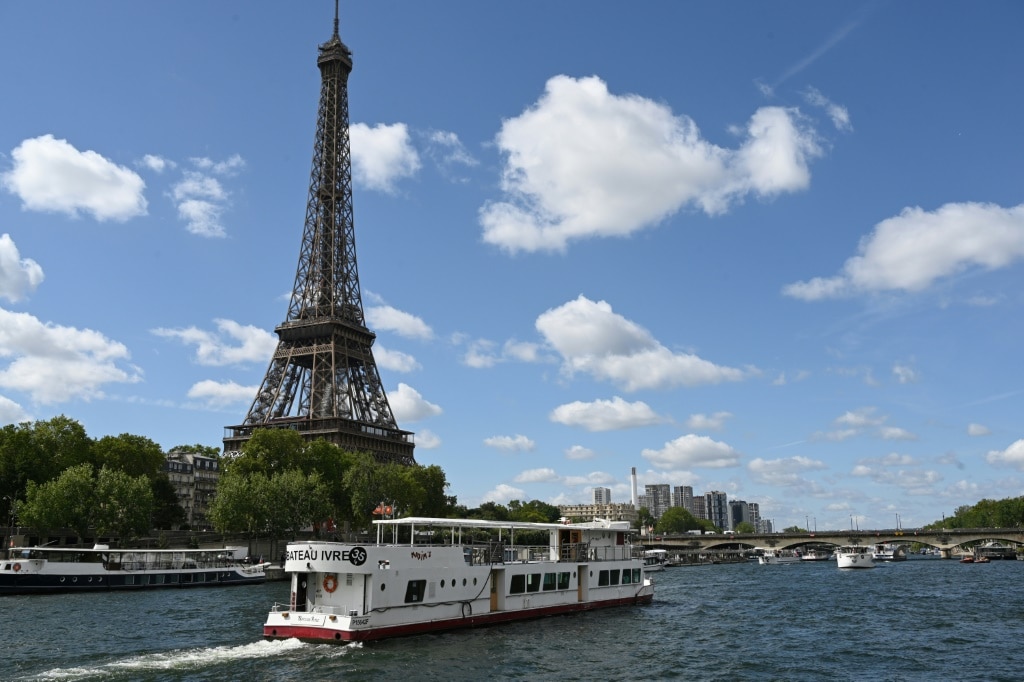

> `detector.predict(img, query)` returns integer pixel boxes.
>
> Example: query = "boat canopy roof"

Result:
[372,516,633,533]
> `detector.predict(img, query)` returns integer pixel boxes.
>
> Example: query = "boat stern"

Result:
[264,607,371,643]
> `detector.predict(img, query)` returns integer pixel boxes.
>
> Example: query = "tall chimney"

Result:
[631,467,638,508]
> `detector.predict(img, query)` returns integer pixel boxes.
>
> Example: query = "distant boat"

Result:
[974,542,1016,560]
[836,546,875,569]
[800,549,832,562]
[1,544,266,595]
[758,549,801,565]
[642,549,668,572]
[872,543,908,562]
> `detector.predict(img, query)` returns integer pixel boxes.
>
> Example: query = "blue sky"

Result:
[1,1,1022,531]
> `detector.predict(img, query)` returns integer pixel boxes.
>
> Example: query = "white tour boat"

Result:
[0,544,267,595]
[757,548,802,565]
[642,548,668,572]
[836,545,875,569]
[264,516,655,642]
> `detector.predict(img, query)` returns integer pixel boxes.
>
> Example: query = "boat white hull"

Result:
[1,548,266,595]
[758,552,801,565]
[836,550,875,569]
[264,518,655,642]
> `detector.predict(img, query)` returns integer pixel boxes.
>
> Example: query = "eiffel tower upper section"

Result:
[224,6,415,466]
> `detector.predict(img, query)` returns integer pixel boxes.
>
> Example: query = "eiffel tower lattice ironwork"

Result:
[224,6,415,466]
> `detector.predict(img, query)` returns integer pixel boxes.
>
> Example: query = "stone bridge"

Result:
[645,527,1024,559]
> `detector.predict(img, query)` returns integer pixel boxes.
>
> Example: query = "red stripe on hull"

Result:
[265,593,653,643]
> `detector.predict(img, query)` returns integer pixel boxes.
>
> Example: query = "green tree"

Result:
[229,428,308,476]
[94,467,154,539]
[168,443,221,459]
[344,456,424,526]
[208,472,264,538]
[150,473,186,529]
[304,439,359,520]
[474,501,510,521]
[32,416,95,476]
[408,464,454,518]
[19,463,96,541]
[272,469,332,539]
[93,433,165,478]
[637,506,655,531]
[734,521,756,533]
[0,417,93,509]
[655,506,701,534]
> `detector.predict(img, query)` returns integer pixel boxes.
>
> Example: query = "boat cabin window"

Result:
[609,569,620,586]
[542,573,557,591]
[621,569,632,584]
[598,570,609,586]
[557,572,570,590]
[509,575,526,594]
[526,573,541,593]
[404,579,426,603]
[632,568,641,583]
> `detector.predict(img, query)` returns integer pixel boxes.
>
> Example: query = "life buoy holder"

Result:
[323,573,338,593]
[12,563,21,572]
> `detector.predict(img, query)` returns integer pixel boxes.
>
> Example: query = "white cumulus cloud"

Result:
[549,396,666,431]
[351,122,421,193]
[152,319,277,366]
[484,434,536,453]
[784,202,1024,300]
[641,434,742,470]
[389,383,441,423]
[0,308,140,403]
[2,134,147,221]
[0,234,44,303]
[187,379,257,408]
[986,439,1024,470]
[481,75,822,253]
[536,295,747,390]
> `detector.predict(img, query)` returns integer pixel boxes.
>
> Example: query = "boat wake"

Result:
[31,638,357,680]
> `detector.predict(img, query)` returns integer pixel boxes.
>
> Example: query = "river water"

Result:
[4,556,1022,681]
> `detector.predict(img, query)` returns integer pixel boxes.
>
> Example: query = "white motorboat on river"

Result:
[758,549,802,565]
[264,516,654,642]
[872,543,908,562]
[836,546,875,569]
[643,549,668,572]
[0,545,267,595]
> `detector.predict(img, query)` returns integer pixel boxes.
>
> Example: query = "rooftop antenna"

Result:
[333,0,339,38]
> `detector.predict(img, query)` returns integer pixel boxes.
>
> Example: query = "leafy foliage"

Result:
[925,496,1024,529]
[94,467,154,539]
[19,464,152,542]
[654,506,702,534]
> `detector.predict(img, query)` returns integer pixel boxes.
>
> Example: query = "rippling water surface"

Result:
[5,556,1023,681]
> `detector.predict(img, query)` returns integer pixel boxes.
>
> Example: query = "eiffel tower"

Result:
[224,4,415,466]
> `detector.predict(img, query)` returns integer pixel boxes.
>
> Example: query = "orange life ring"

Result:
[322,573,338,593]
[12,563,21,572]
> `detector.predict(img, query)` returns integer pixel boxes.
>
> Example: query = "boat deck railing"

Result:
[460,542,635,565]
[269,602,359,617]
[109,559,248,572]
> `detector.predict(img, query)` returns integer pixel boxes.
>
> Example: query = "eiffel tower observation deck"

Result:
[224,4,415,466]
